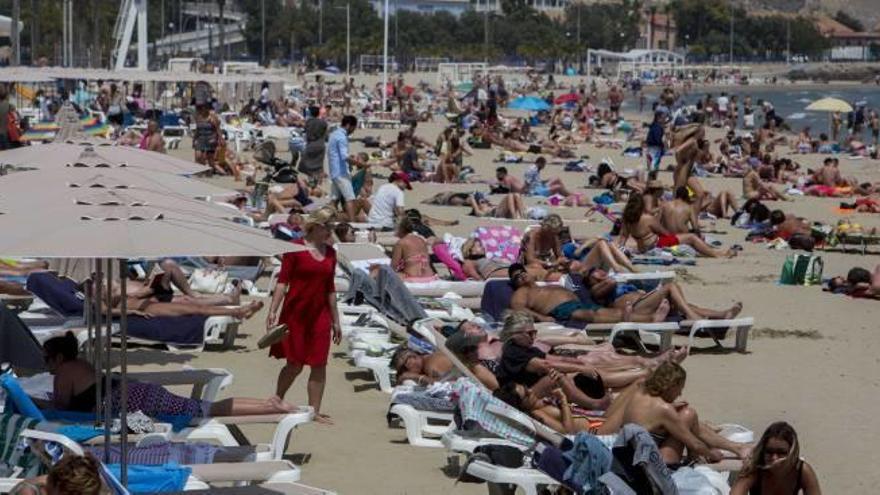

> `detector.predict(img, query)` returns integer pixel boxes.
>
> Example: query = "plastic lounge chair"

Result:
[24,272,240,351]
[678,317,755,353]
[17,429,304,489]
[335,243,486,298]
[479,279,681,351]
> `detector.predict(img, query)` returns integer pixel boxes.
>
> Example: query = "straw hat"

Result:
[541,213,564,232]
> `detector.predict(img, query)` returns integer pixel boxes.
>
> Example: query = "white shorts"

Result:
[330,177,355,202]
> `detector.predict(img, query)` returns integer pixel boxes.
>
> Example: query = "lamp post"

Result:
[729,1,734,63]
[336,3,351,76]
[382,0,389,111]
[260,0,266,65]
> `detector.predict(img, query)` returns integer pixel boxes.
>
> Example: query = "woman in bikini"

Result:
[731,422,821,494]
[468,192,526,219]
[521,214,567,281]
[618,193,737,258]
[391,217,437,282]
[589,162,646,195]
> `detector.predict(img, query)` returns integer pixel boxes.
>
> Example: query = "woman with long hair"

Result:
[619,193,737,258]
[731,422,821,494]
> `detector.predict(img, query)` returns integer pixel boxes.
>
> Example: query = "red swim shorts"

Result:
[657,233,680,248]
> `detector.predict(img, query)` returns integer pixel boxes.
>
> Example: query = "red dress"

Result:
[269,241,337,366]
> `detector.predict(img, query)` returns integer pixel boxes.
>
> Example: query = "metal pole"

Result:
[118,259,129,486]
[61,1,67,66]
[219,0,226,64]
[346,4,351,76]
[483,0,488,64]
[786,18,791,64]
[728,1,734,63]
[260,0,266,65]
[576,5,581,73]
[319,0,324,45]
[11,0,20,65]
[382,0,389,110]
[103,261,113,464]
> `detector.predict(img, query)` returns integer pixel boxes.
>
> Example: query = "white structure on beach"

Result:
[368,0,569,17]
[586,48,684,80]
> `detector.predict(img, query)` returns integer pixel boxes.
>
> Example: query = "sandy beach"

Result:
[118,79,880,494]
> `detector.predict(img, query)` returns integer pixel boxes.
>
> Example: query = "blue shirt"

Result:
[327,127,350,179]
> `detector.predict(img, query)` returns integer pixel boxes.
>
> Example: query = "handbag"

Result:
[188,268,229,294]
[779,254,823,286]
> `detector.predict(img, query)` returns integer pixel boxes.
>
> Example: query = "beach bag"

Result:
[189,269,229,294]
[779,254,823,286]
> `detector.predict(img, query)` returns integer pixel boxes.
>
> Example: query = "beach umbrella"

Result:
[508,96,551,112]
[805,97,853,113]
[0,143,209,175]
[805,98,853,137]
[554,93,579,105]
[0,305,44,371]
[0,166,237,200]
[0,178,302,485]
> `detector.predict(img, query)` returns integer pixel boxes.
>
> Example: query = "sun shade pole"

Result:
[93,258,104,435]
[104,259,114,463]
[118,258,129,486]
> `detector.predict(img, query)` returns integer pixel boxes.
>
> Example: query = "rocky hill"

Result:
[745,0,879,31]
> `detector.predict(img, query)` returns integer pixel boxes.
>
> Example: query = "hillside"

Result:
[746,0,880,31]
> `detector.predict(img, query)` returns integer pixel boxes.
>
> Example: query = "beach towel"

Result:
[105,463,191,494]
[88,442,220,466]
[451,378,535,448]
[474,225,523,263]
[611,424,678,494]
[0,413,39,476]
[342,265,428,325]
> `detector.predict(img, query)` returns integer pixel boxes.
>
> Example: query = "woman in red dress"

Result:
[266,209,341,424]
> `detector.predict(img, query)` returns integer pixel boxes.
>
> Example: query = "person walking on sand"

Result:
[266,208,342,424]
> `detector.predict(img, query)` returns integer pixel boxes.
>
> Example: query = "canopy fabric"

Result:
[507,96,551,112]
[554,93,579,105]
[0,305,44,371]
[0,167,235,199]
[805,97,853,113]
[0,143,210,175]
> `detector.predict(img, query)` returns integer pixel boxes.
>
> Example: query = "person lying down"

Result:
[35,332,299,418]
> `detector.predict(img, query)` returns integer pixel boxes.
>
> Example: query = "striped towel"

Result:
[452,378,535,448]
[87,441,219,466]
[0,413,39,476]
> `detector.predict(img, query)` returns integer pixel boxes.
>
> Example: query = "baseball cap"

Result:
[390,171,412,189]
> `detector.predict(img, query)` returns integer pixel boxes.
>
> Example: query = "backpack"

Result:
[779,254,823,286]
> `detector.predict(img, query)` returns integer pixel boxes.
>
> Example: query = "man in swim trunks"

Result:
[596,361,751,463]
[495,166,527,193]
[508,264,670,324]
[585,267,742,322]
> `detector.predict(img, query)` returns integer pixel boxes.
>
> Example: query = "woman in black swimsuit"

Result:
[731,422,821,495]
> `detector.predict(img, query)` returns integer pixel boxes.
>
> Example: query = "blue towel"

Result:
[105,463,191,494]
[1,373,45,421]
[57,425,104,442]
[44,410,193,433]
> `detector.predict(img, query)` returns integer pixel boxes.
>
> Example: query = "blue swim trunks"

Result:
[549,300,601,321]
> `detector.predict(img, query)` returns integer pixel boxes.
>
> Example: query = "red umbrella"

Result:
[554,93,580,105]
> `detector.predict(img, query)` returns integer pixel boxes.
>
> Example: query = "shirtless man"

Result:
[812,157,851,188]
[108,281,262,319]
[597,361,751,463]
[743,167,789,201]
[495,166,527,193]
[659,186,701,235]
[586,268,742,322]
[769,210,812,241]
[265,176,315,215]
[607,85,623,120]
[508,263,670,324]
[130,259,241,307]
[673,136,710,206]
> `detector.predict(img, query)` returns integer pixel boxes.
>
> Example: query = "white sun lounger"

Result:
[335,243,486,297]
